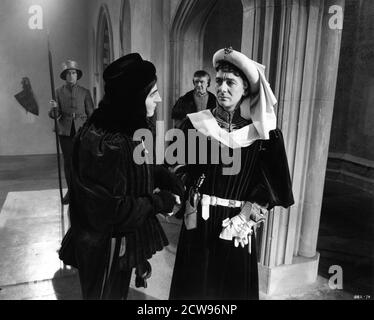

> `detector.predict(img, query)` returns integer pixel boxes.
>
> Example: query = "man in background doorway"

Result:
[171,70,216,128]
[48,60,94,204]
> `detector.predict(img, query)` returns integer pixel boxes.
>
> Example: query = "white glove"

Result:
[234,235,248,248]
[219,214,256,247]
[219,201,267,248]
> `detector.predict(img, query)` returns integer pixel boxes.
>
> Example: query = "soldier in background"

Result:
[48,60,94,204]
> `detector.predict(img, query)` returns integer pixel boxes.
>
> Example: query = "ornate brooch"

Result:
[223,46,233,58]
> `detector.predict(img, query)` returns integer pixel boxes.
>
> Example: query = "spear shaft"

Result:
[47,32,65,237]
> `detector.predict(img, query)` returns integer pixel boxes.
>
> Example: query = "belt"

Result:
[201,194,244,220]
[62,112,86,119]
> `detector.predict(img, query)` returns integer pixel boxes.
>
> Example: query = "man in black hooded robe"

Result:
[67,53,183,300]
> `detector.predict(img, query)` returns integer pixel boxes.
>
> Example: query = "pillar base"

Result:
[258,253,320,296]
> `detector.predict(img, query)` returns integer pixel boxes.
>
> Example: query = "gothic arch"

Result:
[120,0,131,55]
[170,0,217,102]
[96,4,114,100]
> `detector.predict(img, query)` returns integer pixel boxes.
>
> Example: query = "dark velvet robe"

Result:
[69,122,168,299]
[169,110,294,300]
[171,90,217,121]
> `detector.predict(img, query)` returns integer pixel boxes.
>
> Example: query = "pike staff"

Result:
[47,31,65,238]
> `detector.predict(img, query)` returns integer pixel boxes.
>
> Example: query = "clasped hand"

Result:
[48,100,60,119]
[153,187,181,217]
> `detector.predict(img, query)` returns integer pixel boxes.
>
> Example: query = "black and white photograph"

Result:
[0,0,373,305]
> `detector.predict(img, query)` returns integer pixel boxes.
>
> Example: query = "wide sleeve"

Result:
[105,138,166,234]
[70,132,165,235]
[113,191,162,235]
[164,118,206,218]
[250,129,294,210]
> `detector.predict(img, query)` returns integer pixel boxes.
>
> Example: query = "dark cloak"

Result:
[169,108,294,300]
[67,70,170,299]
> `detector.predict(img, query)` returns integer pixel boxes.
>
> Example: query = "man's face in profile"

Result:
[193,76,209,95]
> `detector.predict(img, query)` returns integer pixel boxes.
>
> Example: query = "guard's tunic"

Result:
[55,84,94,136]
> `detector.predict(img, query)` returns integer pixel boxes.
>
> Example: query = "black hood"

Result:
[90,53,157,137]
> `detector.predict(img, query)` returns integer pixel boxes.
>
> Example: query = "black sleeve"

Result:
[113,192,163,234]
[164,118,206,219]
[112,139,172,233]
[70,133,167,235]
[250,129,294,210]
[154,164,185,199]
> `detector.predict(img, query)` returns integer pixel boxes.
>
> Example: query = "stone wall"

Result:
[86,0,173,125]
[202,0,243,85]
[328,0,374,193]
[0,0,90,155]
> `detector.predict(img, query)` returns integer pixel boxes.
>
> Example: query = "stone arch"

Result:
[170,0,346,295]
[120,0,131,55]
[169,0,217,103]
[96,4,114,100]
[202,0,244,83]
[170,0,246,107]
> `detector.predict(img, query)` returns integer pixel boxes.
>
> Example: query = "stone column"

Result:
[298,0,345,257]
[240,0,345,295]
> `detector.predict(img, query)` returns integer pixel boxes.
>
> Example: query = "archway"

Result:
[169,0,243,118]
[202,0,243,80]
[120,0,131,56]
[171,0,346,295]
[169,0,217,103]
[96,5,114,100]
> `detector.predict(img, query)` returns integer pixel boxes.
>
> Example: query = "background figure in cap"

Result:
[64,53,183,300]
[171,70,216,129]
[48,60,94,204]
[169,48,294,300]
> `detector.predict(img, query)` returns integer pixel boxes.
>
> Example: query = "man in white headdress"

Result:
[169,48,294,300]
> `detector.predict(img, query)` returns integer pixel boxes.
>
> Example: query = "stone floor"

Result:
[316,179,374,299]
[0,155,373,300]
